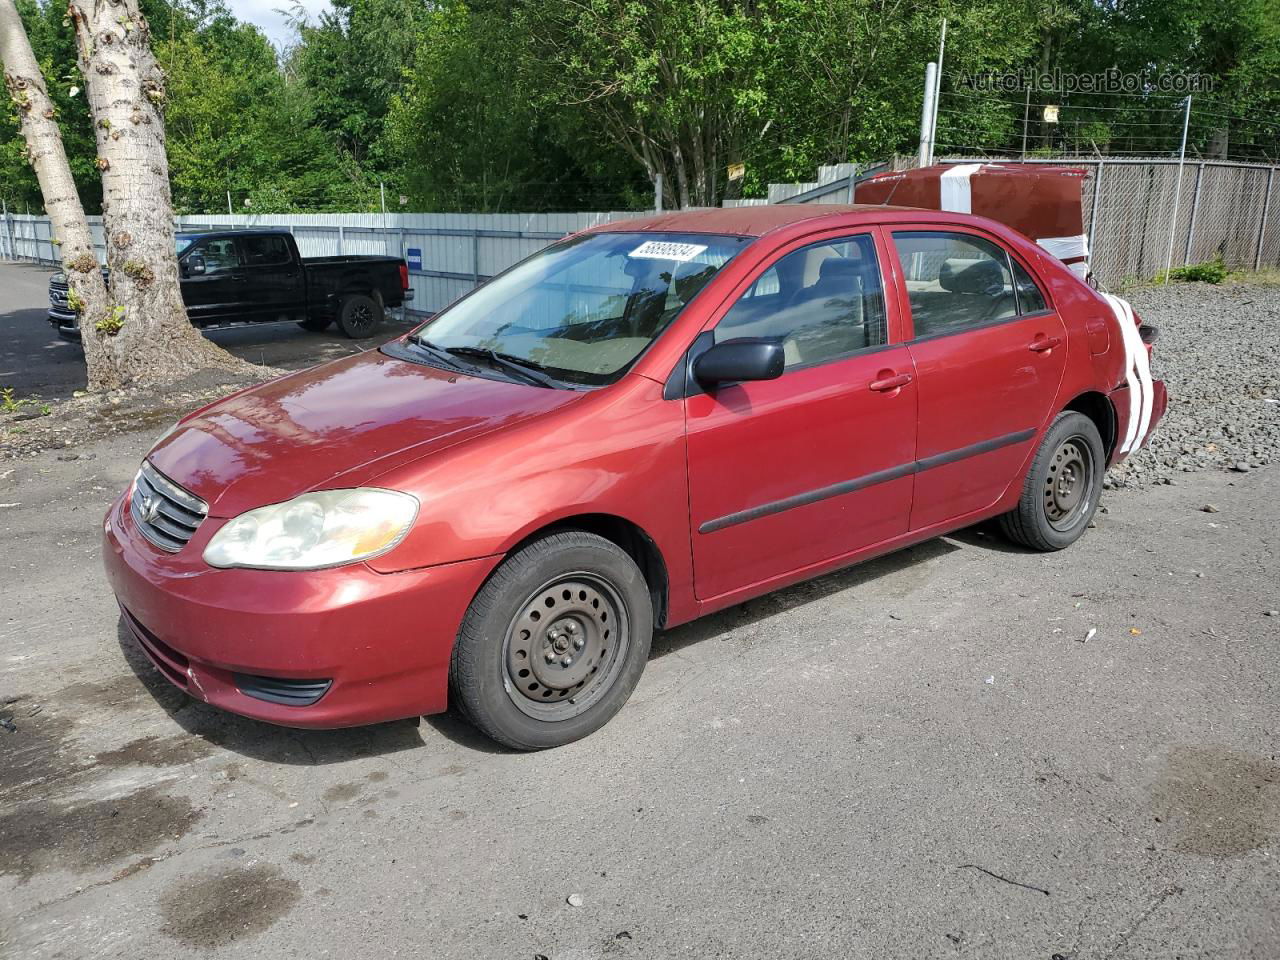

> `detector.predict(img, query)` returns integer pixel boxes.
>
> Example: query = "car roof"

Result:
[588,203,920,238]
[177,229,291,241]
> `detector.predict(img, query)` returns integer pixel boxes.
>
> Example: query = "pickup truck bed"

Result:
[49,229,413,341]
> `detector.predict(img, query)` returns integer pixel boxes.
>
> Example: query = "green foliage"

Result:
[1,0,1276,213]
[1,387,33,413]
[96,305,126,334]
[1158,256,1229,284]
[383,2,632,211]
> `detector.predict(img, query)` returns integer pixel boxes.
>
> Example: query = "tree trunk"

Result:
[68,0,246,390]
[0,0,112,379]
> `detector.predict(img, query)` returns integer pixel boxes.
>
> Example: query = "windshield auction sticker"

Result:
[628,241,708,262]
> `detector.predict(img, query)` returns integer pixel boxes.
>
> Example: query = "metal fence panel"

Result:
[0,210,654,315]
[7,163,1278,292]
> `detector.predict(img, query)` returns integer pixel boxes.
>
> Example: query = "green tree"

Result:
[383,2,638,211]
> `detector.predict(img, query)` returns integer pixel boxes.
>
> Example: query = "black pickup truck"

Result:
[48,229,413,341]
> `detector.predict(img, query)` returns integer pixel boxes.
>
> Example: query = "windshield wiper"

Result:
[444,346,562,389]
[406,335,480,373]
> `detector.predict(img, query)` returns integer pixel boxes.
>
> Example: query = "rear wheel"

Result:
[449,531,653,750]
[336,293,381,339]
[999,411,1104,551]
[298,314,333,332]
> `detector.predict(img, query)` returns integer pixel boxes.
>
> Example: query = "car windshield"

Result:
[175,236,196,256]
[413,231,751,386]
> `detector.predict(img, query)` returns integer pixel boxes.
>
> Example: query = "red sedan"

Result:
[104,204,1166,749]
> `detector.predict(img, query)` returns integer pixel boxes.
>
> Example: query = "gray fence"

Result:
[729,156,1280,285]
[998,157,1280,284]
[0,210,652,315]
[4,158,1277,295]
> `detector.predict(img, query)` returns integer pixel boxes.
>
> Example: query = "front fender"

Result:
[362,377,695,617]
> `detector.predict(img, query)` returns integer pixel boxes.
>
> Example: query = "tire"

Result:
[336,293,381,339]
[298,315,333,332]
[999,411,1105,551]
[449,531,653,750]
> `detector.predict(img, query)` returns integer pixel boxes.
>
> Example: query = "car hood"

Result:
[148,348,583,517]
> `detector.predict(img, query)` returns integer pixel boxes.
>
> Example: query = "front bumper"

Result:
[102,492,500,728]
[48,307,80,339]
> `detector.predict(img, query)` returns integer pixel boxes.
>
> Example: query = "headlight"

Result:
[202,489,418,570]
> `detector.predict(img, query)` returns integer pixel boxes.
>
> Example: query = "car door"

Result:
[684,228,918,603]
[180,237,246,322]
[888,227,1067,531]
[236,234,304,317]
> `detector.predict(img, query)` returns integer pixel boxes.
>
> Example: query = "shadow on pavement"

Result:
[108,529,1023,759]
[115,617,427,765]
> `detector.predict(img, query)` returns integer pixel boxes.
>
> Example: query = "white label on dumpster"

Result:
[628,241,708,262]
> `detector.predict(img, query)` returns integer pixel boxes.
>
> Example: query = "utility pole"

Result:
[928,18,947,165]
[655,173,663,213]
[918,62,938,167]
[226,190,233,216]
[1162,96,1192,284]
[1021,87,1031,161]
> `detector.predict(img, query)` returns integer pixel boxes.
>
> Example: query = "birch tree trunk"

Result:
[67,0,245,389]
[0,0,113,382]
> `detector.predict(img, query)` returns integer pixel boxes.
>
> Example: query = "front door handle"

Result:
[230,274,246,282]
[869,372,913,393]
[1028,335,1062,353]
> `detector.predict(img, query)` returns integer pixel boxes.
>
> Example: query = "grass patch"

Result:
[1156,256,1229,285]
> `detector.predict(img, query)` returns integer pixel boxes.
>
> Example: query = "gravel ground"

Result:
[1108,280,1280,487]
[1,269,1278,958]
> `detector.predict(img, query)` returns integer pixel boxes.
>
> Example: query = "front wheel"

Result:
[336,293,381,339]
[449,531,653,750]
[999,411,1104,551]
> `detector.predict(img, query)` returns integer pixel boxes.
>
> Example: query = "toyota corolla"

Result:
[104,201,1166,749]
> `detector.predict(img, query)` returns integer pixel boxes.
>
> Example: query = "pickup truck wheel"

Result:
[449,531,653,750]
[298,315,333,332]
[999,411,1104,551]
[337,293,381,339]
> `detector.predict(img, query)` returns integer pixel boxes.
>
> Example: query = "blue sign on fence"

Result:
[406,247,423,271]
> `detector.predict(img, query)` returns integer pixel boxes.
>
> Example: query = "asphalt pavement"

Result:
[0,260,415,401]
[1,260,1278,959]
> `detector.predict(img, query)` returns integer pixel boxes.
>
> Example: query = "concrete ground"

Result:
[1,263,1278,959]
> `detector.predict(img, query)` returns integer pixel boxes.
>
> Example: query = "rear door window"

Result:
[1011,259,1048,314]
[240,235,292,266]
[892,231,1018,339]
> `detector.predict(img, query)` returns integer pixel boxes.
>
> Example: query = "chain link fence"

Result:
[935,156,1279,285]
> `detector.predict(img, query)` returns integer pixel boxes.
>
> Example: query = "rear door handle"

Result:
[869,372,913,393]
[1028,335,1061,352]
[230,274,246,282]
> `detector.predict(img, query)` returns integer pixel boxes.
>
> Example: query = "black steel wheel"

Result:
[1043,436,1095,532]
[999,411,1104,551]
[503,573,629,721]
[449,531,652,750]
[337,293,381,339]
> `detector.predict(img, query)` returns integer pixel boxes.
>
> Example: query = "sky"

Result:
[222,0,332,49]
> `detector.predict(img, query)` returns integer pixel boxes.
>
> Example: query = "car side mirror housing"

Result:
[186,254,206,276]
[693,338,785,385]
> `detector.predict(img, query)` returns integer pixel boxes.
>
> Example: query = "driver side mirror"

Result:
[185,253,206,277]
[693,338,785,385]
